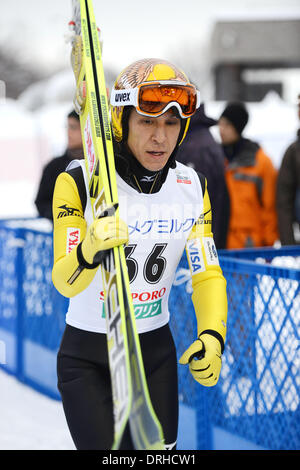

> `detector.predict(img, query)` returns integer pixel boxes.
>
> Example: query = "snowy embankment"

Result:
[0,369,74,450]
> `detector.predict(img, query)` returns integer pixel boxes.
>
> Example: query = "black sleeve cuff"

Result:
[76,242,101,269]
[199,329,225,354]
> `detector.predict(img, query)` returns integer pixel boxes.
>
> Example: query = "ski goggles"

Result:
[110,81,201,118]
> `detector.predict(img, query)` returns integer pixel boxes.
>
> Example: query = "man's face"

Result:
[67,117,82,150]
[127,108,181,171]
[218,116,240,145]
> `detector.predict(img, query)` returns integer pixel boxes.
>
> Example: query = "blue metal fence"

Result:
[219,248,299,450]
[0,221,68,398]
[0,219,299,450]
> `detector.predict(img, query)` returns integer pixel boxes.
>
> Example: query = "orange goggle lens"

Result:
[138,84,197,117]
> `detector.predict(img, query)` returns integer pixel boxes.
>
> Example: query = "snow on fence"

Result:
[0,219,299,450]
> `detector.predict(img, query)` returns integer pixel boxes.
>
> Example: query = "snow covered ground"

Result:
[0,368,199,450]
[0,369,75,450]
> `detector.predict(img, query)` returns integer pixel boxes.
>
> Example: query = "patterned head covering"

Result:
[111,58,191,144]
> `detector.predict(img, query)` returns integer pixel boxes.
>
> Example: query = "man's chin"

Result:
[143,153,170,171]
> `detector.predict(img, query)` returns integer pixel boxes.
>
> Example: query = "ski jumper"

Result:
[52,160,227,449]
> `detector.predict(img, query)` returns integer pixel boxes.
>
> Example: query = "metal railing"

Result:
[0,219,299,450]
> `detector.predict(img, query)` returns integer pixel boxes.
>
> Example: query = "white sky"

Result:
[0,0,300,74]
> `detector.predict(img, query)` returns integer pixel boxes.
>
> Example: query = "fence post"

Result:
[14,228,25,383]
[251,272,258,441]
[196,387,213,449]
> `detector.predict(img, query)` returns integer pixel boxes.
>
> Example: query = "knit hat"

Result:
[220,102,249,135]
[68,109,80,121]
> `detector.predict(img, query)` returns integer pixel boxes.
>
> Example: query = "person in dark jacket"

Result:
[35,110,84,221]
[276,94,300,245]
[176,104,229,248]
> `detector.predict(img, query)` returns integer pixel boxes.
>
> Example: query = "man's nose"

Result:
[152,124,166,143]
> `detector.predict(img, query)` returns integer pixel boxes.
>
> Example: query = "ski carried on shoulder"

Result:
[69,0,164,450]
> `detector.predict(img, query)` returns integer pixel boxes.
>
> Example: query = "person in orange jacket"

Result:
[218,102,278,249]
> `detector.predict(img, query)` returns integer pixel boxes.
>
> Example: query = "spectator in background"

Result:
[276,94,300,245]
[35,110,84,221]
[176,104,229,249]
[218,102,278,249]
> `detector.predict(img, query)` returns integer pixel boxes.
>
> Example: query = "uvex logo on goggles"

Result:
[111,81,201,118]
[114,91,131,103]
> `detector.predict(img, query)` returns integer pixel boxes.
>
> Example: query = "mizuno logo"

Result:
[57,204,81,218]
[196,209,212,225]
[202,209,211,217]
[140,175,156,182]
[114,92,130,102]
